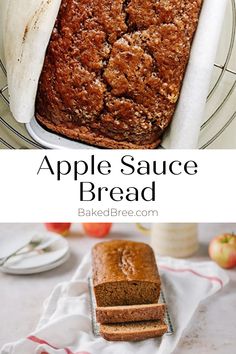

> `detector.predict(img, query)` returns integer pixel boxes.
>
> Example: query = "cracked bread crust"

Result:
[36,0,203,148]
[92,240,161,307]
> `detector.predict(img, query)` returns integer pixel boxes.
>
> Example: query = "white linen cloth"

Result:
[1,253,229,354]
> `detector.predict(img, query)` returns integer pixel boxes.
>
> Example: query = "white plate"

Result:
[0,224,34,259]
[0,250,70,274]
[0,231,69,273]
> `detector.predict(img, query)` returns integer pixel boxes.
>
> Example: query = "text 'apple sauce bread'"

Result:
[35,0,203,149]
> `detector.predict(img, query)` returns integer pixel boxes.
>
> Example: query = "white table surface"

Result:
[0,223,235,353]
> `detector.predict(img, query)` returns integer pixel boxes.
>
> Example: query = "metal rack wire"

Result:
[0,0,236,149]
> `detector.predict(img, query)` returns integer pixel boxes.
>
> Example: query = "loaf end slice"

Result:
[100,320,168,341]
[96,303,166,324]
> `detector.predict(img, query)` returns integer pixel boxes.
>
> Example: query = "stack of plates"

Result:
[0,231,70,274]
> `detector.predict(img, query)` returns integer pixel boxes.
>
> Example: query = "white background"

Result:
[0,150,235,222]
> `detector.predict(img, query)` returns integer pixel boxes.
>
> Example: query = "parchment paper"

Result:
[0,0,61,123]
[162,0,228,149]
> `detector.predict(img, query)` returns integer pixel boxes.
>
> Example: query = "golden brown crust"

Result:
[36,0,203,148]
[92,240,160,284]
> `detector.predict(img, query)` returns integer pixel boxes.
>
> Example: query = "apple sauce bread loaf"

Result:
[35,0,203,149]
[92,240,161,307]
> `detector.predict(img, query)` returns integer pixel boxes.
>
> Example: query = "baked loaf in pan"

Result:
[100,320,168,341]
[92,240,161,306]
[96,303,166,324]
[35,0,203,149]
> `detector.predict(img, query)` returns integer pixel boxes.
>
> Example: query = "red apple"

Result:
[209,233,236,269]
[45,223,71,236]
[82,223,112,238]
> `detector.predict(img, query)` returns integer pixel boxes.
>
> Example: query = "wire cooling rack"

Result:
[0,0,236,149]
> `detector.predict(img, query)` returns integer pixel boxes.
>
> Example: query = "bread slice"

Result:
[96,303,166,324]
[92,240,161,307]
[100,320,168,341]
